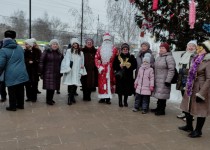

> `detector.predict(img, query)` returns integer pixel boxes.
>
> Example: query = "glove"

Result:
[196,96,204,103]
[134,84,138,89]
[165,82,171,87]
[150,86,154,91]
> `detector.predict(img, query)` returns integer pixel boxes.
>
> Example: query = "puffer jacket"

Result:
[134,63,154,95]
[153,52,176,100]
[0,39,29,86]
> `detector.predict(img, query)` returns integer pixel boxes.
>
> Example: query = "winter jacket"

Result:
[61,49,86,86]
[81,46,98,88]
[0,39,29,86]
[135,63,154,95]
[176,51,195,91]
[39,48,63,90]
[180,54,210,117]
[153,52,176,100]
[24,47,41,82]
[113,53,137,95]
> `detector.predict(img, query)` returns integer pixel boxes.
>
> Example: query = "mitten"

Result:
[196,96,204,103]
[165,82,171,87]
[150,86,154,91]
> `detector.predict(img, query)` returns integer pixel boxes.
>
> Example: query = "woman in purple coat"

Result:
[39,39,63,105]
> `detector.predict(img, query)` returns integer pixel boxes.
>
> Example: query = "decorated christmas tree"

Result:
[132,0,210,51]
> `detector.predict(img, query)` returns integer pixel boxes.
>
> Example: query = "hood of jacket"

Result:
[2,39,17,49]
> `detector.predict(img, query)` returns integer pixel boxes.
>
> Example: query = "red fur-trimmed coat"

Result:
[95,46,118,98]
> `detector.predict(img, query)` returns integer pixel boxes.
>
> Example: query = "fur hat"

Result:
[160,42,170,52]
[121,43,130,50]
[141,41,150,49]
[202,40,210,52]
[25,39,34,47]
[103,33,112,41]
[85,38,94,45]
[49,39,60,48]
[71,38,80,45]
[143,53,151,63]
[187,40,197,46]
[31,38,37,44]
[4,30,16,39]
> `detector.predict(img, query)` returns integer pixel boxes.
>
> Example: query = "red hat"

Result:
[103,33,112,41]
[160,42,170,52]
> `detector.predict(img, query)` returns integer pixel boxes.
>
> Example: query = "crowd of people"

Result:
[0,30,210,138]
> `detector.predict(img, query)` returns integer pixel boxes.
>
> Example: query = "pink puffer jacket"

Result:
[134,64,154,95]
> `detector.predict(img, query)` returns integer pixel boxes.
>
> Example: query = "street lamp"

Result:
[29,0,31,38]
[80,0,84,47]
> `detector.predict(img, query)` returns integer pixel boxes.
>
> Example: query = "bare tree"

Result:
[9,10,27,38]
[68,0,94,34]
[32,13,52,41]
[106,0,139,43]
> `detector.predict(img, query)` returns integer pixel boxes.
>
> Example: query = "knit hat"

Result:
[187,40,197,46]
[202,40,210,52]
[49,39,60,48]
[4,30,16,39]
[143,53,151,63]
[71,38,80,45]
[85,38,94,45]
[103,33,112,41]
[160,42,170,52]
[141,41,150,49]
[121,43,130,51]
[25,39,34,47]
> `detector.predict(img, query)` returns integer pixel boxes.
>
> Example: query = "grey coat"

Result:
[180,54,210,117]
[153,52,176,100]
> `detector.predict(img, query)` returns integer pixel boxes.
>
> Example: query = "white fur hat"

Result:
[25,39,34,47]
[71,38,80,45]
[103,33,112,41]
[31,38,37,44]
[187,40,197,46]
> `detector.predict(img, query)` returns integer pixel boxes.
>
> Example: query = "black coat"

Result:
[113,53,137,95]
[81,46,98,89]
[24,47,41,82]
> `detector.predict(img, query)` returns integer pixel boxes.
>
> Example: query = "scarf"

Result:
[186,54,205,96]
[179,50,195,69]
[118,54,131,69]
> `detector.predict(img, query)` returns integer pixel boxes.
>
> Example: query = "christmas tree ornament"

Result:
[153,0,159,11]
[189,0,196,29]
[203,24,210,33]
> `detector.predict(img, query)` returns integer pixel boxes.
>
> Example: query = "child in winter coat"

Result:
[133,53,154,114]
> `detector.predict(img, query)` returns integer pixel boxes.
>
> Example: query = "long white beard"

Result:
[100,41,113,64]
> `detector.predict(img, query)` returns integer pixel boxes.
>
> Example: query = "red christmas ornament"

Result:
[152,0,159,11]
[140,31,145,37]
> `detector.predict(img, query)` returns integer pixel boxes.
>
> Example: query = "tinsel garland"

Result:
[186,54,205,96]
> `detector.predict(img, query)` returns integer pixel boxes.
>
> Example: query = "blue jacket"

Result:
[0,39,29,86]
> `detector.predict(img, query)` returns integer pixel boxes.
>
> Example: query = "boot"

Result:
[189,117,206,138]
[68,94,72,105]
[151,100,160,113]
[99,99,105,103]
[155,100,166,116]
[124,95,128,107]
[178,113,193,132]
[118,94,123,107]
[106,98,111,104]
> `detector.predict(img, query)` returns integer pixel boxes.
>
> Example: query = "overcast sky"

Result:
[0,0,108,32]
